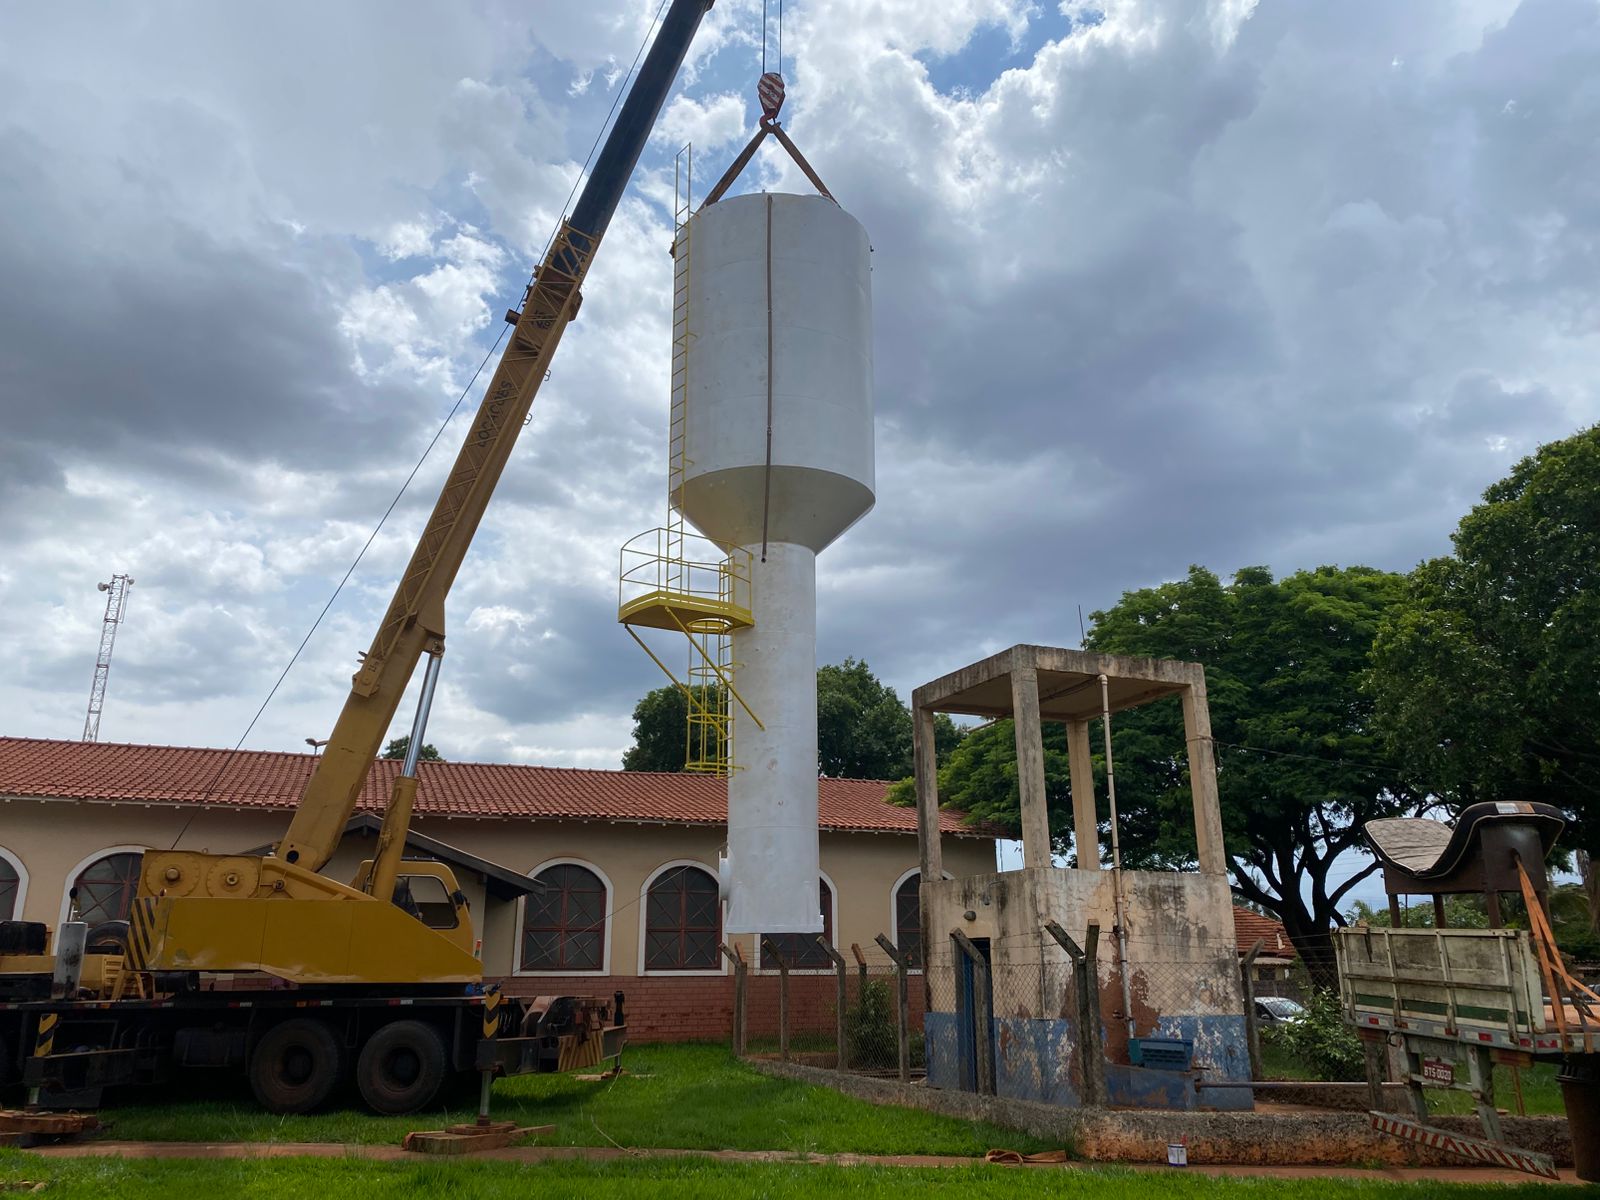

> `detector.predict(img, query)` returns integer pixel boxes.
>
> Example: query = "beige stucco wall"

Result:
[0,797,995,978]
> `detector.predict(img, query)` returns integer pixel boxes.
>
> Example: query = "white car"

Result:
[1254,996,1306,1027]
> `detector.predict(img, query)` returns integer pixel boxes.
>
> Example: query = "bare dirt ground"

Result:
[29,1139,1589,1185]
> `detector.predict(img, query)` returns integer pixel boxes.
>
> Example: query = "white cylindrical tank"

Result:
[676,192,874,935]
[677,193,874,554]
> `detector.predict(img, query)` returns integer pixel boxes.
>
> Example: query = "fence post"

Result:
[819,937,849,1071]
[1240,938,1264,1080]
[951,929,995,1096]
[719,942,747,1056]
[851,942,869,994]
[1045,918,1106,1106]
[875,933,912,1083]
[762,938,790,1062]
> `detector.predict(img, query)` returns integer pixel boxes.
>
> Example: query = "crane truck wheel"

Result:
[355,1019,447,1114]
[249,1018,344,1113]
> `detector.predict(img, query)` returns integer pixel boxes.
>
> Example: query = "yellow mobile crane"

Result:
[0,0,714,1117]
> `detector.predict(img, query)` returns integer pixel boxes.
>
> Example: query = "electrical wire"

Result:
[172,1,675,845]
[566,864,694,941]
[1211,738,1400,777]
[170,328,508,849]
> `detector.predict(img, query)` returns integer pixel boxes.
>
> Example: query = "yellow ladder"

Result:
[615,145,759,775]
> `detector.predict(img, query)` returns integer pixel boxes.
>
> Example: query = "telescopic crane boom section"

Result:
[278,0,715,873]
[120,0,713,992]
[1,4,712,1124]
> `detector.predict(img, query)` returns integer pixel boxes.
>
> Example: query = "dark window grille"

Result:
[644,865,721,971]
[895,872,922,968]
[760,879,834,968]
[0,857,17,921]
[521,863,607,971]
[75,852,143,925]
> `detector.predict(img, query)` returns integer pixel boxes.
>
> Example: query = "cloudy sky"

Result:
[3,0,1596,849]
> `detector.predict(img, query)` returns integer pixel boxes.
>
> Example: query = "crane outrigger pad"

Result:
[403,1121,554,1155]
[0,1109,101,1149]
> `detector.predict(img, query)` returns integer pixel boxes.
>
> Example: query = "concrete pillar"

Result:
[913,705,943,882]
[1010,666,1051,870]
[1066,718,1099,869]
[1181,675,1227,875]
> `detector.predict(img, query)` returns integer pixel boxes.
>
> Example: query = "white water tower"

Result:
[676,191,875,934]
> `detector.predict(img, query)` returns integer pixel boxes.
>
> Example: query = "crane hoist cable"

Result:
[762,0,784,78]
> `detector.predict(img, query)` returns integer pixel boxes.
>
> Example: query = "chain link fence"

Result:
[747,923,1262,1102]
[728,935,927,1079]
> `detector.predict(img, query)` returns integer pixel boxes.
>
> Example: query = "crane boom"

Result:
[279,0,714,870]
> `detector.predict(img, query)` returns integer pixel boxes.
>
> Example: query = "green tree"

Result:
[381,736,442,762]
[621,685,694,772]
[1349,886,1599,960]
[622,660,963,777]
[1368,425,1600,881]
[897,565,1415,984]
[817,657,961,779]
[1346,896,1491,930]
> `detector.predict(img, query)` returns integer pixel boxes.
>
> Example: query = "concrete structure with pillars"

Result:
[910,644,1252,1110]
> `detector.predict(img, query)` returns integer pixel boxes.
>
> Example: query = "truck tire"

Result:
[249,1018,344,1113]
[355,1019,447,1114]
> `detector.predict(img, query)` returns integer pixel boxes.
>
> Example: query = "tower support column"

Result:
[723,542,821,934]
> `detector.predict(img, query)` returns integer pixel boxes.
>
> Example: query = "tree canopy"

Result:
[621,658,961,778]
[620,684,694,772]
[897,564,1416,982]
[1368,424,1600,862]
[381,736,442,762]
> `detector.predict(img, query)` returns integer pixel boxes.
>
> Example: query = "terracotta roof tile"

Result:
[1232,906,1298,957]
[0,737,988,838]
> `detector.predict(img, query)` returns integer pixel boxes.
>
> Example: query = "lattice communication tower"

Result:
[82,573,134,742]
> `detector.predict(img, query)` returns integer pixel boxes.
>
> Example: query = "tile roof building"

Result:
[0,737,995,1040]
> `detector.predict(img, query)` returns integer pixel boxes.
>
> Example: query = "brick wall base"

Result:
[493,973,927,1043]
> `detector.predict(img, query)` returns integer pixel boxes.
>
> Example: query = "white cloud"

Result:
[654,91,751,154]
[1,0,1597,802]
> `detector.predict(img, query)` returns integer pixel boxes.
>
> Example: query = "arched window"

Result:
[894,871,922,968]
[0,854,19,921]
[522,863,606,972]
[644,864,720,971]
[760,879,834,969]
[74,852,143,925]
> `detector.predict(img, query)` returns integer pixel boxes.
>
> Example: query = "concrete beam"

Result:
[912,644,1203,712]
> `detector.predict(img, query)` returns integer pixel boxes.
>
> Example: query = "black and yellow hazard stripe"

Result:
[33,1011,58,1058]
[126,897,156,971]
[482,986,503,1041]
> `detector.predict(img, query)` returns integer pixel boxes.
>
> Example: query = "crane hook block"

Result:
[758,72,785,122]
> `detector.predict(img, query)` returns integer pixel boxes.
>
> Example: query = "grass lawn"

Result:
[1258,1040,1567,1117]
[1424,1062,1564,1118]
[0,1151,1575,1199]
[93,1042,1052,1156]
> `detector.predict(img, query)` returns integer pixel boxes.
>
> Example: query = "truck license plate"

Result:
[1422,1057,1455,1085]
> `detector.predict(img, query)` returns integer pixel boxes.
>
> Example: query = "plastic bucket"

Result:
[1557,1054,1600,1183]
